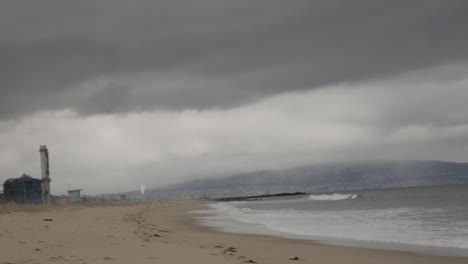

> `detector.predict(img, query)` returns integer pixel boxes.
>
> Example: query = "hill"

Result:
[104,160,468,200]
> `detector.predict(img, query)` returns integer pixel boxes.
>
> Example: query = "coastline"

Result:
[0,200,467,264]
[185,201,468,263]
[193,201,468,258]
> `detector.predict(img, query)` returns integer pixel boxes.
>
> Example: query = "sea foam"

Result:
[308,193,359,201]
[194,185,468,255]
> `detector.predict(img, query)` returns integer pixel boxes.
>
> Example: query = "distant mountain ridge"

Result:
[102,160,468,200]
[161,160,468,193]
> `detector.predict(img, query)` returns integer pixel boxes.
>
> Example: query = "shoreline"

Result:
[192,201,468,258]
[1,200,467,264]
[174,200,468,263]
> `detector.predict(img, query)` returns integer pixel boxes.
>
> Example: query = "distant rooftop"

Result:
[5,174,37,183]
[68,189,83,193]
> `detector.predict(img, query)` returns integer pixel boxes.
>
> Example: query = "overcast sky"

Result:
[1,0,468,194]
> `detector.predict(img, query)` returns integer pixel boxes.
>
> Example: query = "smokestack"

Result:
[39,145,51,204]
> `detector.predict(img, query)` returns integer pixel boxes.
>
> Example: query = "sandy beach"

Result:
[0,200,467,264]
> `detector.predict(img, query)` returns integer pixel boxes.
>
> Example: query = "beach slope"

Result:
[0,201,466,264]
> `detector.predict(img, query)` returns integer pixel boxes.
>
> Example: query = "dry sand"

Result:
[0,200,467,264]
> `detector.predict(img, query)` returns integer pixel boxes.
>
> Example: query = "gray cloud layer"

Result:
[1,0,468,119]
[2,64,468,194]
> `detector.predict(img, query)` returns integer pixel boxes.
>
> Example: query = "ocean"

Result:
[193,184,468,256]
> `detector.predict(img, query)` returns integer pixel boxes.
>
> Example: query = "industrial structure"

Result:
[3,174,43,204]
[39,145,51,204]
[0,145,52,204]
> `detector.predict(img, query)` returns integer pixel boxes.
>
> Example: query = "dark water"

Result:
[194,184,468,256]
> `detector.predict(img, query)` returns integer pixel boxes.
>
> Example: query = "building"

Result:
[68,189,83,202]
[39,145,51,204]
[0,145,53,204]
[3,174,43,204]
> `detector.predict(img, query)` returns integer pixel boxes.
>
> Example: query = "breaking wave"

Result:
[308,193,359,201]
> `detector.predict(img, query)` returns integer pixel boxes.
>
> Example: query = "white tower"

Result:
[39,145,51,204]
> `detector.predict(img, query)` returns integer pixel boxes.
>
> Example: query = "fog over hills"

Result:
[107,160,468,200]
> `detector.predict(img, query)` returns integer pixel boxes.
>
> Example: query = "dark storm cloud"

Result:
[1,0,468,118]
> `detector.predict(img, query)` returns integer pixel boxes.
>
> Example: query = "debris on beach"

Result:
[224,247,237,253]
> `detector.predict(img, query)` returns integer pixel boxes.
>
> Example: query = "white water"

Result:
[194,201,468,255]
[308,193,358,201]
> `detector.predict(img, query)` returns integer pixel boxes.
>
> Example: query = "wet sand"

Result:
[0,200,466,264]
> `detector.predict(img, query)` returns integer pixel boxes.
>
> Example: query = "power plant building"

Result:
[3,174,43,204]
[1,145,53,204]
